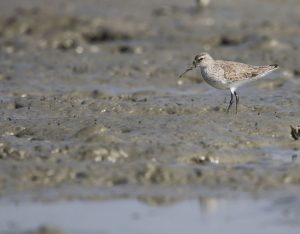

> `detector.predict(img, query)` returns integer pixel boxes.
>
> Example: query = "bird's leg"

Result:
[234,91,239,114]
[226,91,234,113]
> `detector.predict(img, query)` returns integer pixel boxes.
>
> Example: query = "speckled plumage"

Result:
[219,61,276,81]
[179,52,279,113]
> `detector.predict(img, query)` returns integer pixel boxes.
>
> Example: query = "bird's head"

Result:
[192,52,213,68]
[179,52,213,78]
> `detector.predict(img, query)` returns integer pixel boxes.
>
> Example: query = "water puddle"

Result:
[264,147,300,164]
[0,197,299,234]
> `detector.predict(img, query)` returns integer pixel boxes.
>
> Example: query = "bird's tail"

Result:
[270,64,279,69]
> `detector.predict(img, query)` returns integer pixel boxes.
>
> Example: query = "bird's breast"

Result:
[200,67,228,90]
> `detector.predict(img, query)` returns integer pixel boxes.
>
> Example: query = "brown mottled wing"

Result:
[216,61,274,82]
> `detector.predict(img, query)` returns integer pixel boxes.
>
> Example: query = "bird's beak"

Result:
[178,64,195,78]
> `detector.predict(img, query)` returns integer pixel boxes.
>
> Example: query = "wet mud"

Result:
[0,0,299,202]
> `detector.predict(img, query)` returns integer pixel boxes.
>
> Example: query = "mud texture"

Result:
[0,0,300,200]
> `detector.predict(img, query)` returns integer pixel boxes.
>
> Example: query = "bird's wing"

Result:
[217,61,275,82]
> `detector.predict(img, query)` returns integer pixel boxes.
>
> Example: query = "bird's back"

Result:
[215,60,278,82]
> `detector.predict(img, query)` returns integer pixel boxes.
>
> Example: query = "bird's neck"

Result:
[200,60,215,70]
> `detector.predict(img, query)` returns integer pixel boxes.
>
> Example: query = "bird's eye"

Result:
[195,56,203,62]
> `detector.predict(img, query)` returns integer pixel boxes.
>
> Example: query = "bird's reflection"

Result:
[198,196,219,215]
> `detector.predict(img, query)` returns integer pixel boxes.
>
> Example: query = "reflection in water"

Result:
[198,196,219,215]
[137,196,182,206]
[0,197,299,234]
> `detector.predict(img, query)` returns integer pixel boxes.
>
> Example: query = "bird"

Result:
[179,52,279,114]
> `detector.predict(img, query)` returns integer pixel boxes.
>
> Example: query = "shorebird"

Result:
[179,52,279,114]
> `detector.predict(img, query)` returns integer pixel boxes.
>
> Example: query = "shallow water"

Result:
[1,196,300,234]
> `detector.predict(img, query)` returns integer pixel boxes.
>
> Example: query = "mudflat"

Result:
[0,0,300,232]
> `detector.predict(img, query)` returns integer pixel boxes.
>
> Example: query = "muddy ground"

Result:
[0,0,299,202]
